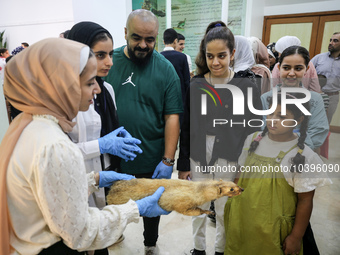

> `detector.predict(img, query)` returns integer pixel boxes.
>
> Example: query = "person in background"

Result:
[177,21,261,255]
[317,74,330,113]
[261,46,329,151]
[11,45,25,55]
[21,42,29,48]
[60,29,70,38]
[0,48,10,85]
[161,28,190,126]
[0,38,168,255]
[248,36,272,94]
[104,9,182,255]
[271,35,321,92]
[231,35,257,85]
[317,74,331,159]
[267,42,279,71]
[1,48,11,123]
[311,32,340,123]
[67,21,143,255]
[175,33,194,77]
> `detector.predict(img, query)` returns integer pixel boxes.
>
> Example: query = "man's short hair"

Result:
[21,42,29,47]
[178,33,185,41]
[126,9,159,31]
[163,28,178,45]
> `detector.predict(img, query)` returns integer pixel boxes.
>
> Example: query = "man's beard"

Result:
[328,46,339,53]
[127,44,154,66]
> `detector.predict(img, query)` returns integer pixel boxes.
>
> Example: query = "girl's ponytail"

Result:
[290,114,309,173]
[248,127,268,154]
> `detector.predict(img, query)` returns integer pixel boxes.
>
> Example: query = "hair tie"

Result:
[254,134,262,142]
[297,149,303,154]
[215,23,222,27]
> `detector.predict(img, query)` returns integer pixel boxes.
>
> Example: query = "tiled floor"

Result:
[108,133,340,255]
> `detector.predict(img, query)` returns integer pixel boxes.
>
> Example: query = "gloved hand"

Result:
[98,170,135,188]
[119,128,133,138]
[98,126,143,161]
[135,187,171,217]
[152,161,173,179]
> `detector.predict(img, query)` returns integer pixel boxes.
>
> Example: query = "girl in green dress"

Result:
[224,46,332,255]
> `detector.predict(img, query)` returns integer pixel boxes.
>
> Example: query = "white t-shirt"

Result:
[238,132,332,193]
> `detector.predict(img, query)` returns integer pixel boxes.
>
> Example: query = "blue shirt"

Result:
[311,52,340,92]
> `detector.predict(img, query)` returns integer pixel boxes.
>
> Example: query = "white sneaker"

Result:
[144,246,158,255]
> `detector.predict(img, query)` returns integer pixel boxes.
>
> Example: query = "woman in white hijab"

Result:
[233,35,272,94]
[271,35,321,92]
[232,35,255,73]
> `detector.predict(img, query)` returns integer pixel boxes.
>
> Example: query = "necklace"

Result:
[208,70,234,86]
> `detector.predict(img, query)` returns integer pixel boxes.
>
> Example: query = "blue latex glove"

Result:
[98,126,143,161]
[135,187,171,217]
[152,161,173,179]
[98,170,135,188]
[119,128,133,138]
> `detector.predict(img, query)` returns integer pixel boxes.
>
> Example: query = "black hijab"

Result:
[68,21,120,172]
[67,21,110,47]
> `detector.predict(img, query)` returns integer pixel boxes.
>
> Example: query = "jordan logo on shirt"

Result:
[122,72,136,87]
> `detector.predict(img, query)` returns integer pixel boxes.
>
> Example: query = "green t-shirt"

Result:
[105,46,183,174]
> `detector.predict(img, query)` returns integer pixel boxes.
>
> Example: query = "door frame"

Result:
[262,10,340,58]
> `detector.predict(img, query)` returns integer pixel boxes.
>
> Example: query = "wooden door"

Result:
[262,11,340,58]
[263,11,340,130]
[316,14,340,54]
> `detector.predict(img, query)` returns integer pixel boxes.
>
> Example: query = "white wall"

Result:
[245,0,265,39]
[0,0,74,52]
[0,0,131,142]
[72,0,132,49]
[244,0,340,40]
[0,0,75,142]
[264,0,340,16]
[0,0,133,52]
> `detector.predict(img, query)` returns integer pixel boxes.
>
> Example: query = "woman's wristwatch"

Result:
[162,157,175,165]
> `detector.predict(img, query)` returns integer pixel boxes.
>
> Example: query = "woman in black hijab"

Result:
[67,22,143,255]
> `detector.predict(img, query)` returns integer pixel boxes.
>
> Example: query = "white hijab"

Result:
[275,36,301,54]
[233,35,255,72]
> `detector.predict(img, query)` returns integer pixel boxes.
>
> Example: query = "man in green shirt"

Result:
[105,9,182,255]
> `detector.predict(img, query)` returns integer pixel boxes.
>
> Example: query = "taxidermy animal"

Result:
[107,178,243,216]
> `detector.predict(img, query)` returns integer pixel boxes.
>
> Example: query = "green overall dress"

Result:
[224,136,303,255]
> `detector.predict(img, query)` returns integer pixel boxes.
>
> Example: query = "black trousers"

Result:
[39,241,108,255]
[303,222,320,255]
[39,241,84,255]
[135,172,161,247]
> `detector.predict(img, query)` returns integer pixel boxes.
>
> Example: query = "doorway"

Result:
[262,11,340,58]
[262,11,340,131]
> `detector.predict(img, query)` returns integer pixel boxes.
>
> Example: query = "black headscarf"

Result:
[67,21,110,47]
[68,21,120,172]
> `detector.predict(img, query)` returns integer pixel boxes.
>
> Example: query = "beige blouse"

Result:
[7,115,139,254]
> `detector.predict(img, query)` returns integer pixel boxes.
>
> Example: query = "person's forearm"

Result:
[164,114,180,159]
[178,170,190,180]
[290,190,314,239]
